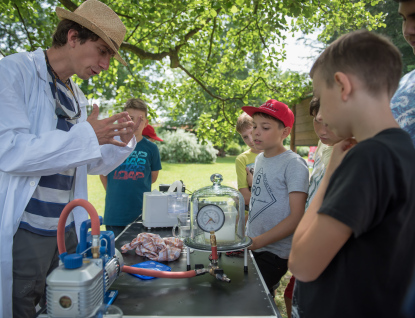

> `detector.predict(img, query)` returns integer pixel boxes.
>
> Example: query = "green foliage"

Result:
[0,0,387,144]
[226,142,242,156]
[158,129,218,163]
[296,146,310,157]
[322,0,413,75]
[367,1,414,74]
[283,134,291,146]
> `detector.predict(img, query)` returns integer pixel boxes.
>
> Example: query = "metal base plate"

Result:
[183,236,252,252]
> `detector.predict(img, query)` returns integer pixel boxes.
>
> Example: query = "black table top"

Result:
[112,222,281,317]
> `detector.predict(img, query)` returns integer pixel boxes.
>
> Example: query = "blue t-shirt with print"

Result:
[390,69,415,146]
[104,138,162,226]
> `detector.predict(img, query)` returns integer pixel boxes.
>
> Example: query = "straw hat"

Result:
[56,0,127,66]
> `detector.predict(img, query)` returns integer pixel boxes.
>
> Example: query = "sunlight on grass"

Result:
[87,156,238,223]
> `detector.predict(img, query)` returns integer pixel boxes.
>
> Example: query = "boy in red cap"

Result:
[143,124,164,142]
[242,100,309,299]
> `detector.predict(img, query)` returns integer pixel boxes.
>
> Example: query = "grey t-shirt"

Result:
[246,150,309,259]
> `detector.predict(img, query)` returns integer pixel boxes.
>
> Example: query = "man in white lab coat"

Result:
[0,1,141,317]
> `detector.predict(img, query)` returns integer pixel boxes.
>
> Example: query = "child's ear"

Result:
[283,126,291,138]
[333,72,352,102]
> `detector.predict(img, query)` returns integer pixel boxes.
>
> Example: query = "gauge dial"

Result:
[196,204,225,232]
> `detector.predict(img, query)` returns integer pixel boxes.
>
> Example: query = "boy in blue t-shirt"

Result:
[100,98,162,237]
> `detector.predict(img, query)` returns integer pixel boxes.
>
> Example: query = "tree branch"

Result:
[123,10,219,68]
[236,21,252,37]
[58,0,77,11]
[239,77,263,100]
[134,15,177,43]
[58,0,133,18]
[121,42,170,61]
[178,63,225,101]
[259,77,282,94]
[317,0,329,14]
[221,100,233,125]
[255,19,268,51]
[126,22,141,42]
[203,16,217,74]
[178,63,264,106]
[13,4,34,51]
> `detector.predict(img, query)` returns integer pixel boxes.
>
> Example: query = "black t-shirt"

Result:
[293,128,415,318]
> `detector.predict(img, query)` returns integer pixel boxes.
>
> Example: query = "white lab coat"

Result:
[0,48,136,317]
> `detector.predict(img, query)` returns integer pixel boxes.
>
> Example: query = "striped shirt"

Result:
[19,65,79,236]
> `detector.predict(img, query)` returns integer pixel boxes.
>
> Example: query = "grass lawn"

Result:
[87,155,292,318]
[87,155,239,218]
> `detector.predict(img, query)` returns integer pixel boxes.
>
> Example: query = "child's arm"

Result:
[151,171,159,184]
[246,167,253,188]
[99,175,108,190]
[235,156,252,205]
[248,191,307,250]
[240,167,253,205]
[289,139,356,282]
[239,188,251,206]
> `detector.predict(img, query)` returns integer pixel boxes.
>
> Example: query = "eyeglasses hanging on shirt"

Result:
[43,50,82,121]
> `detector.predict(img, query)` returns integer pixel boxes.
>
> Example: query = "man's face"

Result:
[399,1,415,55]
[312,70,352,139]
[71,37,114,80]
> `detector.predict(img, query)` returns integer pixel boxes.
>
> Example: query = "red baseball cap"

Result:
[142,124,163,141]
[242,99,295,128]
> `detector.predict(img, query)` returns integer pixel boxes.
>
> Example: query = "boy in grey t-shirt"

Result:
[242,100,309,297]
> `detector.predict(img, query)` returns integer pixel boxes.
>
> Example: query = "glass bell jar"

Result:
[184,173,252,251]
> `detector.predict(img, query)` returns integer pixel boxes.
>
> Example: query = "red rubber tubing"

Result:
[122,266,196,278]
[57,199,101,254]
[211,246,218,260]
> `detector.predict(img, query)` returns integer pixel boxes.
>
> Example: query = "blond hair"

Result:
[236,113,254,134]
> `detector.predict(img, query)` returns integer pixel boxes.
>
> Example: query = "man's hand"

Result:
[87,104,142,147]
[325,137,357,177]
[118,111,143,145]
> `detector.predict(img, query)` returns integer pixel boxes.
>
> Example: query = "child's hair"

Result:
[309,97,320,117]
[253,112,285,129]
[124,98,148,117]
[310,30,402,99]
[236,113,254,134]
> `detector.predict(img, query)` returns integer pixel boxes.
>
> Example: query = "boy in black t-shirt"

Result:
[289,30,415,318]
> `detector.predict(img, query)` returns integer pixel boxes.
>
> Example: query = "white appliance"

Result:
[142,186,189,228]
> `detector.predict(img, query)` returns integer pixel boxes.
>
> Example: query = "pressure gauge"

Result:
[196,204,225,233]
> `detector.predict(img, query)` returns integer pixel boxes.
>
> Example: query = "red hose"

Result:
[122,266,196,278]
[57,199,101,254]
[211,246,218,260]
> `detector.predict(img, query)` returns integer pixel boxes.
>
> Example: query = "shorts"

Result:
[252,251,288,295]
